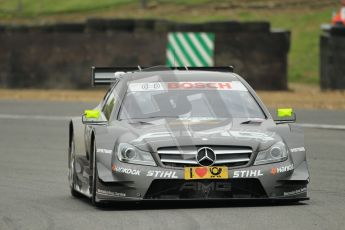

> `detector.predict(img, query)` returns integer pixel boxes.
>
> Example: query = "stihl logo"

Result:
[233,170,263,178]
[147,170,178,178]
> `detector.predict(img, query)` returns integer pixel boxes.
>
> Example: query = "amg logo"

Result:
[179,182,231,192]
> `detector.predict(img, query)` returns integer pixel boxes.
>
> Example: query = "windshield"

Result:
[119,81,265,120]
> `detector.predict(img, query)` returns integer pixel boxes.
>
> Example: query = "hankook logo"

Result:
[196,147,216,166]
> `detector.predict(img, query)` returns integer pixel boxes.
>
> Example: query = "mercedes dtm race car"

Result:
[68,66,309,206]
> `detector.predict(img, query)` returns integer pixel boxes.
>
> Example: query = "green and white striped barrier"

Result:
[166,32,215,67]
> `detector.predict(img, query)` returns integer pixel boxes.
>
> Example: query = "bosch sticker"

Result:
[128,81,248,92]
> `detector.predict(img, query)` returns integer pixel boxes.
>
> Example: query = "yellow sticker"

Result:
[277,108,293,117]
[84,110,100,119]
[184,166,229,180]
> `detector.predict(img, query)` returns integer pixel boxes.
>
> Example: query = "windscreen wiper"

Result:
[126,116,179,121]
[240,118,265,125]
[139,116,180,119]
[128,121,153,125]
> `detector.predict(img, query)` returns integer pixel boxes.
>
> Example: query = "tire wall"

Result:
[0,19,290,90]
[320,27,345,90]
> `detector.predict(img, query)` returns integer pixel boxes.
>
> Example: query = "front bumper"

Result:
[95,160,309,202]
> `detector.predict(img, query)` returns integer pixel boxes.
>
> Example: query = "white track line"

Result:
[0,114,70,121]
[0,114,344,130]
[297,123,345,130]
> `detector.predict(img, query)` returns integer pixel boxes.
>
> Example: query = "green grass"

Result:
[227,8,334,84]
[0,0,213,16]
[0,0,339,84]
[0,0,134,16]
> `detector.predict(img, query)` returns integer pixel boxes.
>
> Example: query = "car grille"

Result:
[157,146,252,168]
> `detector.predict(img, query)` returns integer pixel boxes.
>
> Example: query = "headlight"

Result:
[254,141,288,165]
[116,143,156,166]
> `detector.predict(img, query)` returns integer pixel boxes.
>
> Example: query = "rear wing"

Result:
[91,66,234,86]
[91,66,140,86]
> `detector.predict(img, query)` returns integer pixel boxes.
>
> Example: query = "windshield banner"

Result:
[128,81,248,92]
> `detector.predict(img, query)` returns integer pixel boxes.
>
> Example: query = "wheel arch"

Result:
[69,117,86,157]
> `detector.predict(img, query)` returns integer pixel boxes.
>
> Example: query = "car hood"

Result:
[111,118,282,152]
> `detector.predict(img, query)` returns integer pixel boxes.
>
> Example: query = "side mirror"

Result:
[274,108,296,124]
[82,110,107,124]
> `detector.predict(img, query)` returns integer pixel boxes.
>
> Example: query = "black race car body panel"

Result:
[68,67,309,204]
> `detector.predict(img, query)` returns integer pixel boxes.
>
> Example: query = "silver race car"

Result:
[68,66,309,206]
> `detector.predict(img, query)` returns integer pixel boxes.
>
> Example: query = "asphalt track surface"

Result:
[1,100,345,230]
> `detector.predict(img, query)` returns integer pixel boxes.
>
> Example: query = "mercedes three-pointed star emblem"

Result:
[196,147,216,166]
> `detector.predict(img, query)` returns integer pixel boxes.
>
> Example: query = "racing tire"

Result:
[68,137,82,198]
[90,139,101,207]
